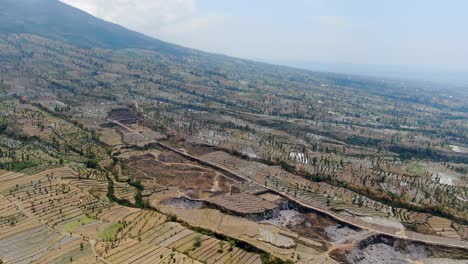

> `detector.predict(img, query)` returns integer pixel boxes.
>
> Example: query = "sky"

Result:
[60,0,468,74]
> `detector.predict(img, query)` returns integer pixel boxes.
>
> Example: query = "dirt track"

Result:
[111,119,468,250]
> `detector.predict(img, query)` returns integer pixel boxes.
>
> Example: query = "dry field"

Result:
[157,204,336,263]
[198,151,468,243]
[125,152,236,199]
[0,167,267,264]
[98,128,123,146]
[0,191,97,264]
[96,238,202,264]
[206,193,278,215]
[200,151,269,182]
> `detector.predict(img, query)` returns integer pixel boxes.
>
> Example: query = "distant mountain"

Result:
[0,0,189,54]
[264,61,468,94]
[0,0,466,104]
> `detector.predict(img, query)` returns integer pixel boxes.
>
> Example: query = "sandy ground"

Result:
[346,241,428,264]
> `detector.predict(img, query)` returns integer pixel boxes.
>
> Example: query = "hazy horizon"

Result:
[60,0,468,86]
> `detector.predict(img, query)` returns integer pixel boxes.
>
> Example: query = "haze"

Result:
[61,0,468,85]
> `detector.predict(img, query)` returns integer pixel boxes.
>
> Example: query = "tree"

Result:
[193,235,202,248]
[85,159,98,169]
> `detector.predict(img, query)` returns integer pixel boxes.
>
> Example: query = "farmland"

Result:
[0,167,267,264]
[1,96,466,263]
[0,1,467,263]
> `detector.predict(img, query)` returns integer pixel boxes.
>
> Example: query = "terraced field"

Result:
[3,170,110,228]
[200,151,269,182]
[138,221,262,264]
[0,149,465,264]
[0,192,96,264]
[156,202,334,263]
[206,193,278,215]
[97,239,199,264]
[0,167,266,264]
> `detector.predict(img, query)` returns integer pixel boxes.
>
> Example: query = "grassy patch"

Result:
[62,216,96,234]
[0,161,39,172]
[98,223,124,241]
[405,162,426,175]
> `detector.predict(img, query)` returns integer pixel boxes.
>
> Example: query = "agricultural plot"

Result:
[0,225,92,264]
[116,149,160,160]
[200,151,395,218]
[0,192,96,264]
[98,222,124,241]
[30,237,98,264]
[69,179,108,193]
[157,203,331,263]
[60,216,96,234]
[96,204,140,223]
[2,18,468,264]
[206,193,278,216]
[125,152,235,199]
[4,171,110,228]
[98,128,123,146]
[0,167,266,264]
[395,208,429,223]
[0,142,60,174]
[265,176,409,236]
[257,193,282,203]
[0,103,108,174]
[157,207,226,233]
[75,168,108,181]
[427,217,461,239]
[359,217,404,230]
[97,238,201,264]
[91,204,264,264]
[394,208,467,239]
[200,151,269,182]
[0,200,58,263]
[113,184,137,203]
[148,188,182,207]
[107,108,137,125]
[231,182,268,195]
[122,132,154,147]
[118,210,167,240]
[138,222,262,264]
[259,227,295,248]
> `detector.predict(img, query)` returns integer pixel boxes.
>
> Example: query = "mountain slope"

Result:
[0,0,467,244]
[0,0,189,54]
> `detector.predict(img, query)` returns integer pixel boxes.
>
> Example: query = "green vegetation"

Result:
[0,1,466,263]
[175,219,294,264]
[405,162,426,175]
[106,176,133,207]
[192,234,202,248]
[85,159,98,169]
[62,216,96,234]
[0,161,38,172]
[98,223,124,241]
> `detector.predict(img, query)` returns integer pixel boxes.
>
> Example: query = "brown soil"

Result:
[290,212,339,243]
[157,150,191,163]
[419,243,468,259]
[329,248,350,263]
[403,223,437,236]
[108,108,137,124]
[125,153,235,199]
[185,143,221,157]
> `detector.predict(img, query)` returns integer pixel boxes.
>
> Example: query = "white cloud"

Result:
[60,0,223,42]
[159,14,225,35]
[58,1,468,72]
